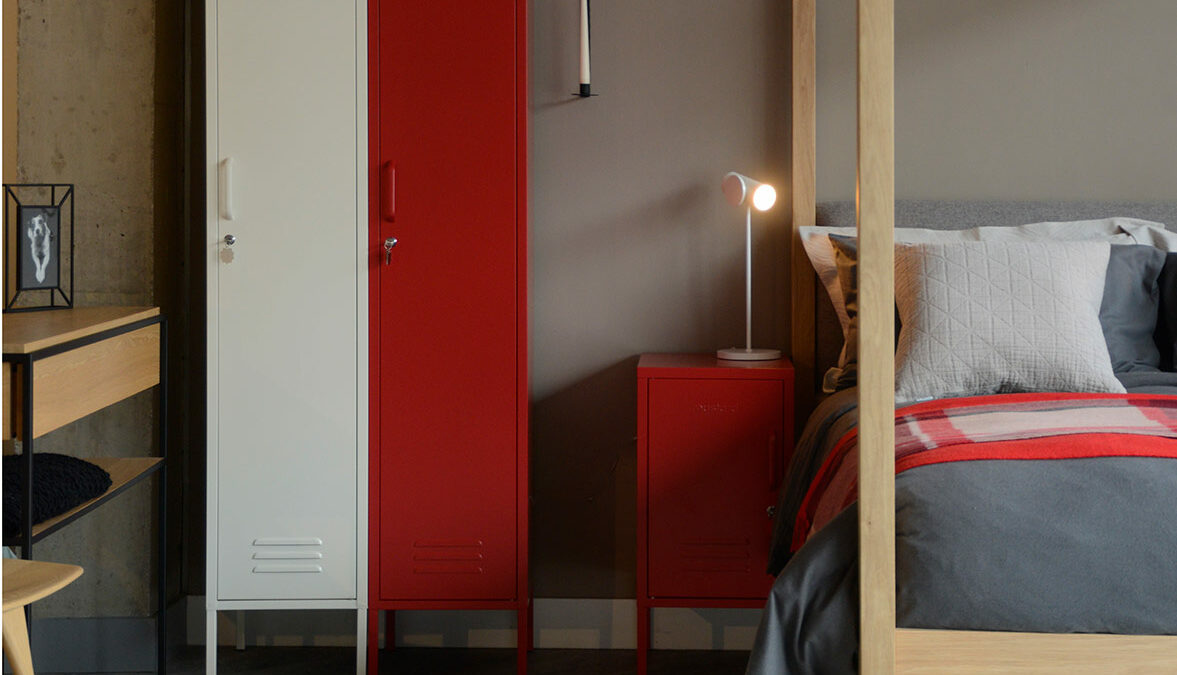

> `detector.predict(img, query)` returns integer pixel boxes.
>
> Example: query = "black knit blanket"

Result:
[3,453,113,539]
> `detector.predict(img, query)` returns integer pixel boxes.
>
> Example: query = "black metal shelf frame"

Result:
[3,314,168,674]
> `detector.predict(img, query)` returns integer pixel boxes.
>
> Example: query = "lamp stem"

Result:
[745,205,752,352]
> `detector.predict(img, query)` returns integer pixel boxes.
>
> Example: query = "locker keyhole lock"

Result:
[224,234,237,246]
[383,237,398,264]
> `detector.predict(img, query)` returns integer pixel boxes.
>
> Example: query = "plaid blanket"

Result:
[792,393,1177,551]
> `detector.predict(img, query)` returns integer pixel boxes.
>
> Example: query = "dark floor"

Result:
[155,646,750,675]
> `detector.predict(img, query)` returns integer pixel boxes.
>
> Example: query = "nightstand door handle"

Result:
[768,432,782,492]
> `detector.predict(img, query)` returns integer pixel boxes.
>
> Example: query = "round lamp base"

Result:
[716,347,782,361]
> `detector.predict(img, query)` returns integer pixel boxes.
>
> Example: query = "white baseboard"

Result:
[185,597,761,651]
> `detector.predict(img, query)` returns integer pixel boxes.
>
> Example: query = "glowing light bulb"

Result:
[752,183,776,211]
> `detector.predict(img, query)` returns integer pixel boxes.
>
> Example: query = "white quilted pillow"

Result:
[894,241,1126,401]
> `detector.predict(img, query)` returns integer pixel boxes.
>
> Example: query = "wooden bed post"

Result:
[790,2,1177,672]
[856,0,896,673]
[790,0,817,423]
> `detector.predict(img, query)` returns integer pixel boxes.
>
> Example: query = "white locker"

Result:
[205,0,367,671]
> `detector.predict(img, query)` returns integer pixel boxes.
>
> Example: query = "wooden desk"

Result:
[3,306,160,439]
[2,306,167,673]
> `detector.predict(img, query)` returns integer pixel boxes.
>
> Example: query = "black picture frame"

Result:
[4,184,74,312]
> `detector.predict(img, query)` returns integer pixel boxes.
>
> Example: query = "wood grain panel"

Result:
[791,0,817,424]
[2,0,15,183]
[856,0,896,673]
[30,324,160,438]
[897,628,1177,674]
[2,361,10,441]
[2,306,158,354]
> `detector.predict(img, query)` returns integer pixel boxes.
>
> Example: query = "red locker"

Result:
[636,354,794,674]
[368,1,528,672]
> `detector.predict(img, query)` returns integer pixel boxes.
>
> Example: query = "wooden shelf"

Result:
[3,457,163,546]
[3,306,159,355]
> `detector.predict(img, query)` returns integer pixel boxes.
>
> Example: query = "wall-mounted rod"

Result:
[578,0,594,97]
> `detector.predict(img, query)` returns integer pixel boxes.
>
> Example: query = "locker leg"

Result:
[516,604,529,675]
[355,609,367,675]
[527,598,535,651]
[383,609,395,652]
[205,610,217,675]
[637,602,649,675]
[367,609,380,675]
[235,611,246,650]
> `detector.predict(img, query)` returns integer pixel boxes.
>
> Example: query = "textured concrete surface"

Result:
[17,0,156,307]
[15,0,160,618]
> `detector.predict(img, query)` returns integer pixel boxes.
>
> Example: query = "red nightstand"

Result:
[636,354,794,672]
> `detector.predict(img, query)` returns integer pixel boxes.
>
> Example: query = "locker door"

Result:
[374,1,518,601]
[647,379,781,598]
[215,0,358,601]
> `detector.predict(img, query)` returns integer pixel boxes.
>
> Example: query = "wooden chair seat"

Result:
[2,558,83,675]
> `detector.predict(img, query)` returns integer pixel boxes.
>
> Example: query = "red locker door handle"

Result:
[380,161,396,222]
[768,432,782,492]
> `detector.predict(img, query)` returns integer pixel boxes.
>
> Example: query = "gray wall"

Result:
[817,0,1177,202]
[529,0,790,597]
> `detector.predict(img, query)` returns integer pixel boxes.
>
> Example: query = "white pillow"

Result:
[893,241,1126,401]
[800,217,1167,339]
[800,217,1168,390]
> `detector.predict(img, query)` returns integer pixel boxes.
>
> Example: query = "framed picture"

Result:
[18,205,61,290]
[4,184,74,312]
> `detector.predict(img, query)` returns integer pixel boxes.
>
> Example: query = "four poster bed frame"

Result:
[788,1,1177,672]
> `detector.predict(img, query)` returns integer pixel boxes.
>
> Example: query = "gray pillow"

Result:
[1156,252,1177,370]
[894,241,1125,401]
[1100,245,1165,373]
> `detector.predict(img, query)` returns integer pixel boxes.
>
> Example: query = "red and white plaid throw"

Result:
[793,393,1177,551]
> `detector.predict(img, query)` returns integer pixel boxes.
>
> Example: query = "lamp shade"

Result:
[721,172,776,211]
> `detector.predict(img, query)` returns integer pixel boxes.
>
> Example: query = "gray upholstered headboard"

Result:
[808,199,1177,389]
[815,200,1177,232]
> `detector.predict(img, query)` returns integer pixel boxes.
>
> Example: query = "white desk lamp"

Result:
[718,171,781,361]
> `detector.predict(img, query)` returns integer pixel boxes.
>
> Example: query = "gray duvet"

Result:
[746,376,1177,675]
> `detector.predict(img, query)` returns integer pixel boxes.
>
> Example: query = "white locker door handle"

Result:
[219,157,235,221]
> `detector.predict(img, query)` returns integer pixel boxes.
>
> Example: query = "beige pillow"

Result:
[893,241,1126,401]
